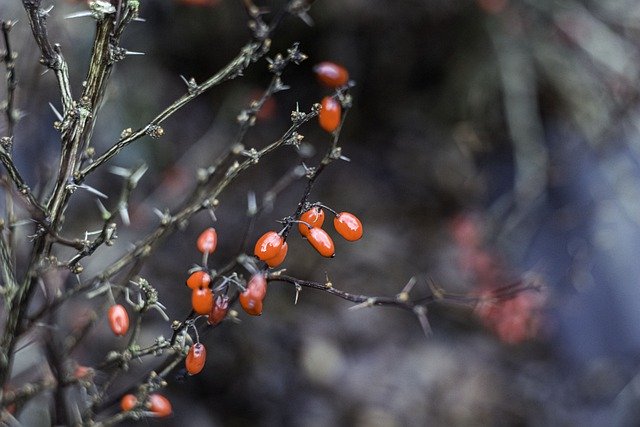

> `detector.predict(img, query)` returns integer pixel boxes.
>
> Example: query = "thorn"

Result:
[48,102,63,121]
[64,11,94,19]
[124,50,145,56]
[152,208,164,220]
[401,277,417,294]
[119,204,130,226]
[247,191,257,216]
[109,166,130,177]
[95,199,109,219]
[294,283,301,305]
[427,278,444,300]
[151,305,170,321]
[414,305,432,337]
[129,164,148,186]
[77,184,107,199]
[132,17,146,22]
[397,277,417,302]
[348,297,376,311]
[12,219,33,227]
[339,155,351,162]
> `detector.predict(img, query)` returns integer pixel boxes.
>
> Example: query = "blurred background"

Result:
[3,0,640,425]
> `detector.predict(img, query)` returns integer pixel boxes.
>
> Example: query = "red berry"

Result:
[298,207,325,237]
[306,227,335,258]
[185,343,207,375]
[246,273,267,300]
[208,294,230,326]
[186,270,211,290]
[148,394,172,418]
[120,394,138,412]
[74,365,94,380]
[196,227,217,254]
[313,61,349,88]
[192,287,214,315]
[239,293,263,316]
[254,231,284,261]
[239,273,267,316]
[319,96,341,133]
[333,212,363,241]
[108,304,129,337]
[265,241,288,268]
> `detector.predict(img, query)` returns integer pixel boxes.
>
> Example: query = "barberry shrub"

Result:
[0,0,545,425]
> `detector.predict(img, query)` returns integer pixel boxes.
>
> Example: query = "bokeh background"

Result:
[3,0,640,425]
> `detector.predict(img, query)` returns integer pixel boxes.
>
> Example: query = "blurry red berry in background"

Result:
[449,214,483,250]
[313,62,349,88]
[148,394,172,417]
[121,394,138,412]
[247,89,278,121]
[474,289,547,344]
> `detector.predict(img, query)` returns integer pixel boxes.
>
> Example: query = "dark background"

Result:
[3,0,640,425]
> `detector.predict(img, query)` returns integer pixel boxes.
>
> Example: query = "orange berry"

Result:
[306,227,335,257]
[265,241,288,268]
[333,212,363,241]
[185,343,207,375]
[239,293,263,316]
[186,270,211,290]
[298,207,325,237]
[196,227,217,254]
[108,304,129,337]
[254,231,284,261]
[120,394,138,412]
[148,394,172,417]
[208,294,230,326]
[318,96,341,133]
[246,273,267,300]
[191,287,214,315]
[313,61,349,88]
[239,273,267,316]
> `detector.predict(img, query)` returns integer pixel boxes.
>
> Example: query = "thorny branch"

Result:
[1,20,18,138]
[21,0,73,113]
[0,0,546,424]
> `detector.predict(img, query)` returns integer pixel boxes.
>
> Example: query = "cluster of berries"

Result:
[120,393,172,418]
[313,61,349,133]
[254,205,363,265]
[182,228,272,377]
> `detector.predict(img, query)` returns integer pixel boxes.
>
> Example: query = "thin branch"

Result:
[1,20,18,138]
[21,0,73,113]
